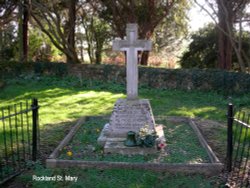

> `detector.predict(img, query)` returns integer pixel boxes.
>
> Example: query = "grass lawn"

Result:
[0,75,249,187]
[59,117,209,163]
[20,167,217,188]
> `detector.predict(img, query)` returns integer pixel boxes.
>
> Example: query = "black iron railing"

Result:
[227,103,250,187]
[0,99,39,184]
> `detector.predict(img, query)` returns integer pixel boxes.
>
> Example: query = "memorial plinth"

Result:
[97,23,165,155]
[97,99,165,155]
[98,99,154,140]
[108,99,155,137]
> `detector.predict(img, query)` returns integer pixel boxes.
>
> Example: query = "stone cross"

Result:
[113,23,152,100]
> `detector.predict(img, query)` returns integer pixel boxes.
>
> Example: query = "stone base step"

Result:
[104,140,157,155]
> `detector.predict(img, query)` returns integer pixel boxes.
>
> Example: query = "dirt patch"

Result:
[38,120,76,163]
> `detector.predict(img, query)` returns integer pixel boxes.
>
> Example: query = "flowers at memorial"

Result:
[138,124,153,140]
[136,124,158,148]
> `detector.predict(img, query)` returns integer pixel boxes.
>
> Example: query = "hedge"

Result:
[0,61,249,94]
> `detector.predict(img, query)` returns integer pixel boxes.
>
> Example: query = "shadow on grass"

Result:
[0,75,249,126]
[38,120,79,162]
[0,78,125,126]
[0,76,231,187]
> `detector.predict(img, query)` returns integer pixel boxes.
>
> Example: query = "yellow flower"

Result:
[96,128,100,133]
[67,151,73,157]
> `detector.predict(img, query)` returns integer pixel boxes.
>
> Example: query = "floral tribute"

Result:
[125,124,167,149]
[136,124,158,148]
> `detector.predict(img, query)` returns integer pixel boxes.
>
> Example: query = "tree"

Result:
[216,0,233,70]
[0,1,20,61]
[77,1,111,64]
[18,0,30,62]
[180,24,250,70]
[0,23,18,61]
[28,26,62,61]
[1,0,30,62]
[153,0,190,65]
[82,17,111,64]
[0,0,17,27]
[194,0,250,72]
[31,0,80,63]
[180,24,218,69]
[66,0,77,63]
[97,0,187,65]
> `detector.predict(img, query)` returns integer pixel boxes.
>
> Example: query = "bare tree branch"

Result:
[31,0,80,63]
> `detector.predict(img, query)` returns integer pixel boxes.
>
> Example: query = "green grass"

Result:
[0,76,124,148]
[0,76,125,126]
[1,75,249,125]
[1,74,249,187]
[59,117,209,163]
[18,165,216,188]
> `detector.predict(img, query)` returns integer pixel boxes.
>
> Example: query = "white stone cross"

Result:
[113,23,152,100]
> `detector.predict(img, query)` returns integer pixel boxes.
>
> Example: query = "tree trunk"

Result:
[95,50,101,64]
[80,40,84,63]
[95,39,104,64]
[18,0,29,62]
[217,30,233,70]
[22,0,29,62]
[217,0,233,70]
[67,0,78,63]
[0,30,3,59]
[140,51,150,66]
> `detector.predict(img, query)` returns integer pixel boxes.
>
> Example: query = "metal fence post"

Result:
[227,103,233,172]
[32,98,39,161]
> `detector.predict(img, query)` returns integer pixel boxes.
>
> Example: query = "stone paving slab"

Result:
[104,141,157,155]
[103,124,165,155]
[46,159,223,176]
